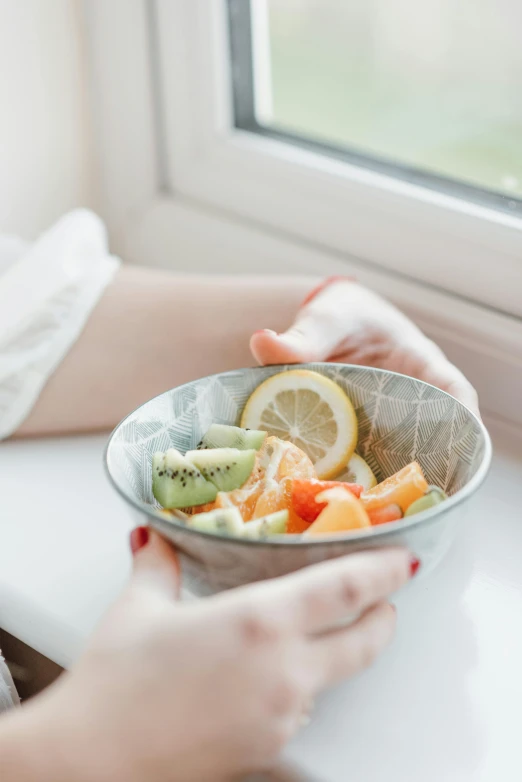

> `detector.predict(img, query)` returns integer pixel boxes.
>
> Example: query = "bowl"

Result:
[105,363,491,595]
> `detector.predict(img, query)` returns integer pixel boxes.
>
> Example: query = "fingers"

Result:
[129,528,181,601]
[439,368,480,417]
[250,281,357,365]
[313,601,397,686]
[239,548,411,637]
[421,353,480,417]
[250,315,338,365]
[290,549,411,634]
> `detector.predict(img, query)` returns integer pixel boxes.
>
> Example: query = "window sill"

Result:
[1,417,521,779]
[122,196,522,427]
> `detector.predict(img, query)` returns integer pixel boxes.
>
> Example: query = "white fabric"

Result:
[0,210,120,710]
[0,655,19,710]
[0,209,120,440]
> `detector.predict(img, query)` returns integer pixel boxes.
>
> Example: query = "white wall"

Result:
[0,0,95,239]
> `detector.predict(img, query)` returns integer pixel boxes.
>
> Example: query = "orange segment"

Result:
[260,436,316,482]
[361,462,428,514]
[287,508,311,534]
[195,438,316,523]
[252,437,316,519]
[216,484,266,521]
[304,487,371,537]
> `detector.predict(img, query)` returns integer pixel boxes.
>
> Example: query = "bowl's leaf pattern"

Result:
[107,365,489,594]
[107,364,484,510]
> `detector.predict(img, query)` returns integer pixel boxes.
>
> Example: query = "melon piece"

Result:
[304,487,371,537]
[291,479,363,523]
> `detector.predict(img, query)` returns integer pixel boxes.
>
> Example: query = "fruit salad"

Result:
[152,370,448,539]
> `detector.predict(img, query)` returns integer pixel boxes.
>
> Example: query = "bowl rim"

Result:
[104,363,492,547]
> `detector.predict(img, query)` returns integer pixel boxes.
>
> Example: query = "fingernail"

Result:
[130,526,149,555]
[253,329,277,337]
[410,557,421,577]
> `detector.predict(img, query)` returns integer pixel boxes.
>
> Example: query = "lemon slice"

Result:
[241,370,357,480]
[336,453,377,491]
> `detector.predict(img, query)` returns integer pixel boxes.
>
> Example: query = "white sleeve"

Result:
[0,210,120,439]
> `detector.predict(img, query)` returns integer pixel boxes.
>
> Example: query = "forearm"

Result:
[0,685,131,782]
[15,267,317,437]
[0,703,72,782]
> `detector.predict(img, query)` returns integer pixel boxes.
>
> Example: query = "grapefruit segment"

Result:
[291,479,363,523]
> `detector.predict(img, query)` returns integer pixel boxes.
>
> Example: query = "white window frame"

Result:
[83,0,522,425]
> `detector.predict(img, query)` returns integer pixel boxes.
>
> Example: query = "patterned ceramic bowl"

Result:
[105,364,491,595]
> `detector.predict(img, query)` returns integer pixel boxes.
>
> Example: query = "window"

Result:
[230,0,522,215]
[85,0,522,319]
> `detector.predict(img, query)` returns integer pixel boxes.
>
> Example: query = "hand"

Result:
[251,279,479,415]
[12,533,412,782]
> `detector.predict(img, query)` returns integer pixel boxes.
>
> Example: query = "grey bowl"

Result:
[105,364,491,595]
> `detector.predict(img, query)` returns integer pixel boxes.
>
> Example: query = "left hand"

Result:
[250,278,479,415]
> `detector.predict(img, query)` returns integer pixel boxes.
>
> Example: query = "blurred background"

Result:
[260,0,522,198]
[0,0,520,238]
[0,1,95,237]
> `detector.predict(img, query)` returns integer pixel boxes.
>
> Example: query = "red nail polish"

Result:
[130,526,149,555]
[410,557,421,577]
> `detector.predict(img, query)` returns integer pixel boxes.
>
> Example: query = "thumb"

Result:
[129,527,181,601]
[250,314,341,366]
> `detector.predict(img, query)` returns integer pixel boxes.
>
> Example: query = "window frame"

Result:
[149,0,522,317]
[229,0,522,221]
[83,0,522,426]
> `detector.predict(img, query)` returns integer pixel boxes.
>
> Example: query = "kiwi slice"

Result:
[241,510,289,539]
[185,448,256,493]
[405,486,448,517]
[198,424,267,451]
[152,449,217,509]
[186,507,244,537]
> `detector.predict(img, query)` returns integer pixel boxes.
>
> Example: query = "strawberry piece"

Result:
[291,479,363,523]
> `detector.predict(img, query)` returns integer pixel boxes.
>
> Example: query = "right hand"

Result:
[29,532,414,782]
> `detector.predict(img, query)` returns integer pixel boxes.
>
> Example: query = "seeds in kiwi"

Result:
[185,448,256,492]
[186,507,244,537]
[241,510,289,539]
[197,424,266,451]
[152,449,217,509]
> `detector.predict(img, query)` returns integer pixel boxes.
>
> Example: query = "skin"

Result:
[16,268,478,437]
[0,269,477,779]
[0,533,412,782]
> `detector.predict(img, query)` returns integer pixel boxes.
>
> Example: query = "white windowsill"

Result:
[1,415,522,781]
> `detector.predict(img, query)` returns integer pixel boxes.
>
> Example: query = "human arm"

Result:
[0,531,414,782]
[15,267,316,436]
[15,270,478,438]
